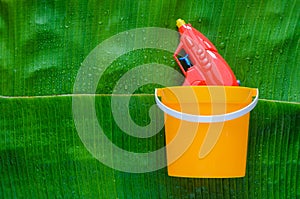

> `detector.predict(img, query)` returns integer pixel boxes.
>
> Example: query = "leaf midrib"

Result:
[0,94,299,105]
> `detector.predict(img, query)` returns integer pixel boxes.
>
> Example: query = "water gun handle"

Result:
[174,19,239,86]
[174,42,206,86]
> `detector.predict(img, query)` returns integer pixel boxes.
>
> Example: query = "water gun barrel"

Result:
[174,19,239,86]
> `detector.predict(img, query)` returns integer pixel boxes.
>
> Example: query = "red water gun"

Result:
[174,19,240,86]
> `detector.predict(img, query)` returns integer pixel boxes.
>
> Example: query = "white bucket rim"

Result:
[155,87,259,123]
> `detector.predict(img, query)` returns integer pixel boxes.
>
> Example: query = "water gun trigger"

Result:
[179,54,192,67]
[173,43,187,76]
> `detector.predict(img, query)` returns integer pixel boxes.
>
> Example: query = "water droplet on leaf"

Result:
[219,42,225,49]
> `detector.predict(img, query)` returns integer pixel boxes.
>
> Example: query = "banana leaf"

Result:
[0,0,299,198]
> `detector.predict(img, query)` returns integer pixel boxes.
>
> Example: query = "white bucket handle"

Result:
[155,88,259,123]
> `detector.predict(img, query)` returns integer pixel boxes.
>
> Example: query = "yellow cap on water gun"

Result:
[176,19,186,28]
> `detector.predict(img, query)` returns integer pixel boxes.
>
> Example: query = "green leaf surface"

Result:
[0,96,299,198]
[0,0,299,101]
[0,0,299,198]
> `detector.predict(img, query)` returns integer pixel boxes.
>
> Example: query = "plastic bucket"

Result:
[155,86,258,178]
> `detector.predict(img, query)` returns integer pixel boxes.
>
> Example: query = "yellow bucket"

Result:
[155,86,258,178]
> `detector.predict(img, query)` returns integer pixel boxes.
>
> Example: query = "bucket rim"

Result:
[155,87,259,123]
[156,86,256,104]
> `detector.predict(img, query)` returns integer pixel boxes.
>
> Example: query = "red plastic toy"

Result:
[174,19,240,86]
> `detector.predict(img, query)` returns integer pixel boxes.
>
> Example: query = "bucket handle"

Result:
[155,88,259,123]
